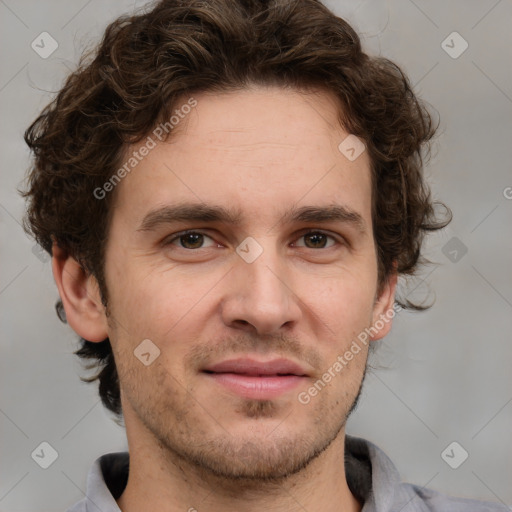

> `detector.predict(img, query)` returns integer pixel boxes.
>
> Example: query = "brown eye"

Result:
[166,231,216,249]
[304,232,328,248]
[294,231,338,249]
[178,233,204,249]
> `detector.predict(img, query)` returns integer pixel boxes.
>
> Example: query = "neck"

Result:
[116,425,362,512]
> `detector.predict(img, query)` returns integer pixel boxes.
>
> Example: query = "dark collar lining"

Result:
[100,452,129,500]
[344,435,373,504]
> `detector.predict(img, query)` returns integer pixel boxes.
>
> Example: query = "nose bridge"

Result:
[244,247,287,300]
[223,235,301,333]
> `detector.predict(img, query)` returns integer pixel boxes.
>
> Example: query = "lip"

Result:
[203,357,309,376]
[202,357,309,400]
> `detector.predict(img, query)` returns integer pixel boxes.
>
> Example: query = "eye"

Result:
[165,230,217,250]
[293,231,339,249]
[163,229,342,252]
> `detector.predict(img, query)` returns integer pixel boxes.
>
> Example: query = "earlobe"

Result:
[51,242,108,342]
[370,269,398,342]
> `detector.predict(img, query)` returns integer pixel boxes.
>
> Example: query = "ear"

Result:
[51,242,108,342]
[369,266,398,342]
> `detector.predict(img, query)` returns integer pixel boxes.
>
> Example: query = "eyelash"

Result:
[163,229,344,250]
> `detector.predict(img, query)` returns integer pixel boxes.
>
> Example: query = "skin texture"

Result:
[52,85,397,512]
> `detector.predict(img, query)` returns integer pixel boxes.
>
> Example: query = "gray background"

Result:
[1,0,511,510]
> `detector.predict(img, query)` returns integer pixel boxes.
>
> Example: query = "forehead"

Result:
[111,85,372,230]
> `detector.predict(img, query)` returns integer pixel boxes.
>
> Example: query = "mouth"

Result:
[202,357,309,399]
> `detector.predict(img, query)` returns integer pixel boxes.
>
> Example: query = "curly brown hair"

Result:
[21,0,451,418]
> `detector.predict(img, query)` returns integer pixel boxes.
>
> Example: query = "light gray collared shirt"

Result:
[66,435,509,511]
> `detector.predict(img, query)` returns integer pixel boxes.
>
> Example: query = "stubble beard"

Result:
[130,361,369,493]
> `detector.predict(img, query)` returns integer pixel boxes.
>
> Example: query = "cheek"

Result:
[311,270,376,322]
[106,261,216,343]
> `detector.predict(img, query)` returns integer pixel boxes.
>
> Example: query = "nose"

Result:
[221,244,302,335]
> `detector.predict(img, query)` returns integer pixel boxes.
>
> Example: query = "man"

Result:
[22,0,507,510]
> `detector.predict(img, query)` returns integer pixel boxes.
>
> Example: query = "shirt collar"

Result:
[69,434,405,512]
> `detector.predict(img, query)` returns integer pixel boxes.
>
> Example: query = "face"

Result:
[101,85,395,480]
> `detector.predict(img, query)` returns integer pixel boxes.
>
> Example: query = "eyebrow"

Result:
[137,202,367,234]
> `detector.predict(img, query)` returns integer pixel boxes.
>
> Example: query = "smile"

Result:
[202,357,309,399]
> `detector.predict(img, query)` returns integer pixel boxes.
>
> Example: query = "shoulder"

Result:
[64,452,128,512]
[394,481,510,511]
[345,435,508,512]
[64,497,87,512]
